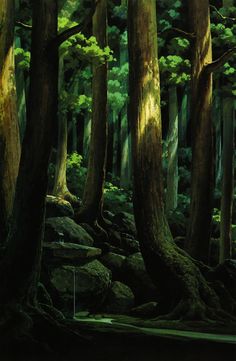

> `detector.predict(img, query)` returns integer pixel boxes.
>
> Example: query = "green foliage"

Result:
[212,208,221,224]
[104,182,133,213]
[15,48,30,71]
[59,91,92,114]
[66,152,87,197]
[159,55,190,85]
[59,18,114,66]
[67,152,83,169]
[108,63,129,111]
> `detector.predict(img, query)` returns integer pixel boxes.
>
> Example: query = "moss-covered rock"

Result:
[50,260,112,311]
[104,281,135,314]
[122,253,158,303]
[45,217,94,246]
[46,195,74,218]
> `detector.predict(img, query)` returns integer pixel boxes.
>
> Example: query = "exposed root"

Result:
[146,240,236,324]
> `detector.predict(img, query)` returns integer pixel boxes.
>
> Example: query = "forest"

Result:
[0,0,236,360]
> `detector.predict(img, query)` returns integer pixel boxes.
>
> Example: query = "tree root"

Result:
[146,241,236,324]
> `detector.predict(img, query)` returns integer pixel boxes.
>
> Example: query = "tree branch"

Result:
[210,5,236,22]
[15,21,32,30]
[52,4,97,49]
[158,27,195,39]
[204,47,236,73]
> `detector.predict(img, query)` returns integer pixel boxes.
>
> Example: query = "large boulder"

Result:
[131,302,158,318]
[104,281,135,314]
[45,217,94,246]
[46,195,74,218]
[123,252,158,303]
[50,260,112,312]
[113,212,136,237]
[100,252,126,279]
[43,242,101,264]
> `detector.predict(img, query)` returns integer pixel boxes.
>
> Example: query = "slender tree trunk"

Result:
[1,0,58,305]
[178,87,188,147]
[83,114,91,164]
[76,0,108,224]
[166,86,178,215]
[53,57,77,203]
[186,0,213,264]
[220,97,234,262]
[214,85,222,188]
[0,0,21,244]
[120,106,131,188]
[128,0,223,320]
[112,109,119,177]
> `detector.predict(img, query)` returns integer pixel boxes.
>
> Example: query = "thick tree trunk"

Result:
[76,0,108,224]
[220,97,234,262]
[186,0,213,264]
[128,0,226,320]
[0,0,21,244]
[166,86,178,215]
[0,0,58,305]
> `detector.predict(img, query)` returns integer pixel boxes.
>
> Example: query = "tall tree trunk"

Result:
[220,97,234,262]
[186,0,213,264]
[178,87,188,147]
[120,106,131,188]
[76,0,108,224]
[0,0,21,244]
[128,0,222,320]
[1,0,58,306]
[112,109,119,177]
[53,57,77,203]
[166,86,178,215]
[214,84,222,188]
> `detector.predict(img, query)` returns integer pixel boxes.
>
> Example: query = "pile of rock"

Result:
[40,196,159,318]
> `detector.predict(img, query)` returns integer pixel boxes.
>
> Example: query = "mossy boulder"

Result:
[104,281,135,314]
[113,212,136,237]
[45,217,94,246]
[100,252,126,279]
[122,252,158,303]
[46,195,74,218]
[50,260,112,311]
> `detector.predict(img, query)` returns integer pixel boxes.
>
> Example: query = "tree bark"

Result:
[53,57,77,204]
[0,0,21,244]
[220,97,234,262]
[186,0,213,264]
[128,0,226,320]
[1,0,58,306]
[76,0,108,224]
[166,86,178,215]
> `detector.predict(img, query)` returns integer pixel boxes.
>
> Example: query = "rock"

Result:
[43,242,101,263]
[104,281,134,314]
[108,229,122,248]
[100,252,126,279]
[46,195,74,218]
[103,210,115,221]
[45,217,94,246]
[113,212,136,237]
[50,260,111,311]
[123,252,158,303]
[121,235,140,254]
[131,302,158,317]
